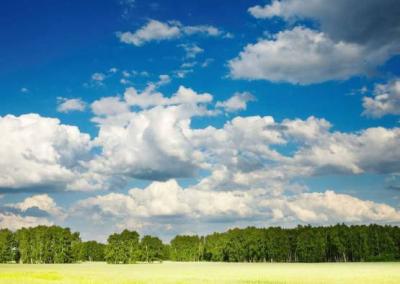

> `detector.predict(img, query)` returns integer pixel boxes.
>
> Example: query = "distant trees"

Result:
[140,235,164,262]
[105,230,140,264]
[76,241,106,262]
[0,229,17,263]
[15,226,80,264]
[0,224,399,264]
[170,235,203,261]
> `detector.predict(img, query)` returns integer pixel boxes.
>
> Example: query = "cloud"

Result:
[238,0,400,84]
[91,96,130,116]
[7,194,65,219]
[117,19,228,46]
[248,0,400,48]
[91,72,106,82]
[4,94,400,195]
[229,27,372,84]
[72,179,400,236]
[179,43,204,59]
[118,20,181,46]
[216,92,255,112]
[0,114,92,191]
[89,85,214,181]
[20,87,29,94]
[263,190,400,224]
[123,84,212,109]
[362,78,400,118]
[290,126,400,175]
[57,98,87,113]
[0,212,52,230]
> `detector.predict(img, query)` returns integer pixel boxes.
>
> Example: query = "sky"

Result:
[1,0,400,242]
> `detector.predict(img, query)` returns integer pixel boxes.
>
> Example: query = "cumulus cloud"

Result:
[0,213,52,230]
[229,27,374,84]
[57,97,87,113]
[248,0,400,48]
[0,114,92,191]
[236,0,400,84]
[362,78,400,118]
[72,179,400,236]
[117,19,228,46]
[216,92,255,112]
[89,85,214,181]
[4,84,400,237]
[8,194,65,219]
[263,190,400,224]
[290,126,400,175]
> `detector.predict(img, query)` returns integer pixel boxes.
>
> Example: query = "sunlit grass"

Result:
[0,262,399,284]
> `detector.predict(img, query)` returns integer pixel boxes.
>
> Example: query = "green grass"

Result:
[0,262,399,284]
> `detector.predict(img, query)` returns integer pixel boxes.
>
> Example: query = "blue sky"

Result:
[1,0,400,241]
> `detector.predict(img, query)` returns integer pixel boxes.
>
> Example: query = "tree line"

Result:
[0,224,399,263]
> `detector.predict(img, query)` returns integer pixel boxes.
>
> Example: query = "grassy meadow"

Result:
[0,262,399,284]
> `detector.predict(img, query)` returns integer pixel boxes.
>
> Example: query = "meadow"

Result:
[0,262,399,284]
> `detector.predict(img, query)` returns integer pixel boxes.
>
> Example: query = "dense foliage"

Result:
[0,224,399,263]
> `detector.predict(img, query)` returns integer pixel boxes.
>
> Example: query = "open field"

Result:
[0,262,400,284]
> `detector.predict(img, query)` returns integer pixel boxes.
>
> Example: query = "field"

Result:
[0,262,399,284]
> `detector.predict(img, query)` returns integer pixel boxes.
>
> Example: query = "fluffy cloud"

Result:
[229,27,373,84]
[236,0,400,84]
[248,0,400,48]
[0,114,92,191]
[73,179,400,236]
[91,96,130,116]
[4,85,400,237]
[57,98,86,113]
[0,213,52,230]
[89,85,214,181]
[362,78,400,118]
[216,92,255,112]
[8,194,64,218]
[73,180,254,221]
[291,127,400,175]
[263,190,400,224]
[118,20,226,46]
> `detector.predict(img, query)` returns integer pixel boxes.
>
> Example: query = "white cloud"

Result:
[73,179,256,222]
[89,86,213,181]
[242,0,400,84]
[73,179,400,235]
[123,84,212,109]
[362,78,400,118]
[91,96,130,116]
[216,92,255,112]
[57,97,87,113]
[0,114,92,191]
[182,25,222,37]
[263,190,400,224]
[118,20,181,46]
[91,72,106,82]
[0,213,52,231]
[179,43,204,59]
[109,67,118,73]
[117,19,228,46]
[248,0,400,48]
[229,27,372,84]
[290,126,400,175]
[8,194,65,218]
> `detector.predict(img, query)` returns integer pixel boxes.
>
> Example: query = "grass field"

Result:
[0,262,399,284]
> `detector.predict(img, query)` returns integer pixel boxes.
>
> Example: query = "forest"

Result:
[0,224,399,264]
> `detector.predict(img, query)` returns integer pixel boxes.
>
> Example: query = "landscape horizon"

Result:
[1,0,400,282]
